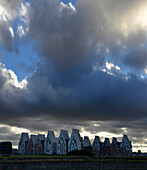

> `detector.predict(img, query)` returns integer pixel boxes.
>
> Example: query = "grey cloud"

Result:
[28,0,107,70]
[0,127,11,134]
[123,49,147,70]
[0,0,21,11]
[21,62,147,123]
[0,0,147,123]
[0,0,21,51]
[0,22,13,51]
[27,0,147,72]
[0,60,147,124]
[0,125,20,146]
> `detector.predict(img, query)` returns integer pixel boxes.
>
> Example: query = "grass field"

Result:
[0,155,147,163]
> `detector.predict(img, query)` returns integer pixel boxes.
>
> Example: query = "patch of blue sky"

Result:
[0,42,39,81]
[61,0,77,6]
[24,0,77,5]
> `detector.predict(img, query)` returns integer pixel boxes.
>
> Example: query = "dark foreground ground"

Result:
[0,155,147,170]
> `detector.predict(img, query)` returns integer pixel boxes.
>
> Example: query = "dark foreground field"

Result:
[1,155,147,170]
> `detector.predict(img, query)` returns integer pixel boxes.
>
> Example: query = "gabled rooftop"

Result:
[83,136,91,147]
[30,135,37,145]
[60,129,69,140]
[112,137,118,147]
[38,134,45,141]
[93,136,101,144]
[20,133,29,142]
[47,130,56,143]
[120,134,132,148]
[103,138,110,146]
[72,129,81,141]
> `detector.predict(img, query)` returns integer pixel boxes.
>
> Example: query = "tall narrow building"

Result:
[103,138,111,146]
[35,134,45,155]
[68,129,83,152]
[18,133,29,155]
[57,129,69,155]
[120,134,132,156]
[92,136,101,156]
[44,131,57,155]
[83,136,91,148]
[83,136,92,152]
[27,135,37,155]
[112,137,118,147]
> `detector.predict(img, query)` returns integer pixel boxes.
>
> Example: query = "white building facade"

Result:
[44,131,57,155]
[57,130,69,155]
[120,134,132,156]
[27,135,37,155]
[35,134,45,155]
[18,133,29,155]
[68,129,83,152]
[18,131,133,156]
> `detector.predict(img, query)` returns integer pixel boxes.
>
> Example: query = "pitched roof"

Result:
[38,134,45,141]
[20,133,29,142]
[93,136,101,145]
[30,135,37,145]
[120,134,132,148]
[83,136,91,147]
[103,138,110,146]
[47,130,56,143]
[60,129,69,140]
[112,137,118,147]
[72,129,81,141]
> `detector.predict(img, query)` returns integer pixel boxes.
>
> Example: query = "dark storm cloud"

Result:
[22,61,147,122]
[1,0,147,122]
[0,64,143,126]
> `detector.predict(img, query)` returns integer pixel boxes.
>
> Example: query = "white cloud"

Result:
[0,63,27,89]
[60,1,76,13]
[115,65,120,70]
[106,62,114,70]
[0,0,20,22]
[9,27,14,38]
[17,25,25,37]
[144,68,147,74]
[68,2,76,12]
[19,2,30,24]
[105,61,121,71]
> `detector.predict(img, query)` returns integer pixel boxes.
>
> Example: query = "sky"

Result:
[1,0,147,152]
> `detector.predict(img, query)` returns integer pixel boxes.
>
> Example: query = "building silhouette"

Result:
[18,129,132,156]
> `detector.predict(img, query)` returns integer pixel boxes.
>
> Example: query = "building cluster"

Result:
[18,129,132,156]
